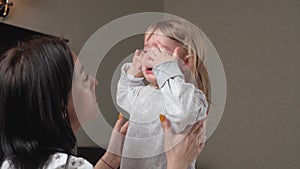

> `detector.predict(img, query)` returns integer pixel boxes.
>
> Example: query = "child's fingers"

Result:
[135,49,139,56]
[148,47,161,58]
[134,49,142,60]
[144,58,155,67]
[134,50,146,69]
[156,41,166,53]
[136,49,145,56]
[157,41,175,56]
[135,54,143,62]
[172,47,181,59]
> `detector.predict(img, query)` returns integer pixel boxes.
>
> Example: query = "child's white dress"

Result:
[117,60,208,169]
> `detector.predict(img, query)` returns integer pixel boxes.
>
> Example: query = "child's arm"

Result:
[116,63,145,113]
[153,60,208,133]
[116,49,146,113]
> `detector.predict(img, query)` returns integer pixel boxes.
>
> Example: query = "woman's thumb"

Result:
[114,113,124,132]
[160,114,170,132]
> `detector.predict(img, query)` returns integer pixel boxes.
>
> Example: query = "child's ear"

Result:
[176,47,190,66]
[183,54,193,68]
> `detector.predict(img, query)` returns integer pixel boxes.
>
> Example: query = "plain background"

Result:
[2,0,299,168]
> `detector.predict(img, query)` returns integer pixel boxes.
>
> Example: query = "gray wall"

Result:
[2,0,300,168]
[164,0,300,168]
[3,0,163,54]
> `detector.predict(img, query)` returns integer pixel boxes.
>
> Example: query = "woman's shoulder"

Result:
[1,152,93,169]
[44,152,93,169]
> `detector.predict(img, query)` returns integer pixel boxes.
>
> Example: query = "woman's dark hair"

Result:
[0,36,76,168]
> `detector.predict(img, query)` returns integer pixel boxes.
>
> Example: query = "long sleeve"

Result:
[116,63,145,114]
[153,60,208,133]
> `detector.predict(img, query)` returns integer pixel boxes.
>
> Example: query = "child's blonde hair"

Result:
[145,20,211,106]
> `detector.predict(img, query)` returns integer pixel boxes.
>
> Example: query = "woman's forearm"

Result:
[94,153,120,169]
[167,163,188,169]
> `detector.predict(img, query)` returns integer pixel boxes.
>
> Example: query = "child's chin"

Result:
[145,76,157,85]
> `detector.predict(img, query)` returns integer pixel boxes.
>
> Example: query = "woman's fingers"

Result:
[185,119,206,149]
[160,114,170,132]
[196,127,206,145]
[160,114,206,168]
[113,113,129,135]
[172,47,181,60]
[160,115,179,151]
[195,120,206,136]
[198,142,205,153]
[190,119,205,134]
[113,113,124,132]
[160,115,173,141]
[120,120,129,135]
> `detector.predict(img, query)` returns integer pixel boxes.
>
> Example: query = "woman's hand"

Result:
[160,115,206,169]
[127,49,144,77]
[95,114,129,169]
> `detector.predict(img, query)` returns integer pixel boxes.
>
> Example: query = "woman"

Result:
[0,36,205,169]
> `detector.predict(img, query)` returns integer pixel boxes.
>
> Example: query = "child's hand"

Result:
[145,41,181,68]
[127,49,144,77]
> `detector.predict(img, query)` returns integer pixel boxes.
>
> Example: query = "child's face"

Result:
[142,30,185,85]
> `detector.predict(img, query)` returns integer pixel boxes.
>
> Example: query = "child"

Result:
[116,20,209,169]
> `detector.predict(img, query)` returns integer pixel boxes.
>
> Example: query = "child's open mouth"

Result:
[146,67,153,74]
